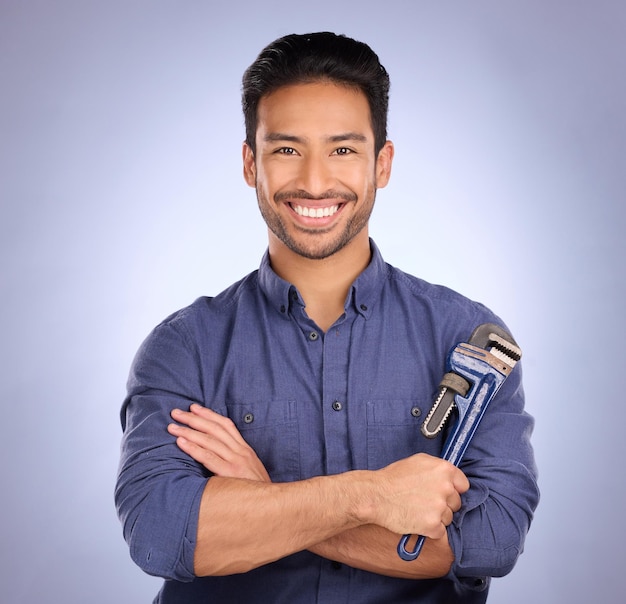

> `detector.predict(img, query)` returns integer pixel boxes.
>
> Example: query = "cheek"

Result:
[339,163,377,192]
[255,170,287,206]
[255,172,276,200]
[259,165,299,197]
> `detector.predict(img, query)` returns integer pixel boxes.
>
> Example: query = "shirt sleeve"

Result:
[114,314,208,582]
[445,357,540,590]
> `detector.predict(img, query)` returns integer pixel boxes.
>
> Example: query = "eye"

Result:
[333,147,354,156]
[275,147,298,155]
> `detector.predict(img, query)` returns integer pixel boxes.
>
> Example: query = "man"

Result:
[115,32,539,603]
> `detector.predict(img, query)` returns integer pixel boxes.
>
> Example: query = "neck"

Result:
[268,231,372,332]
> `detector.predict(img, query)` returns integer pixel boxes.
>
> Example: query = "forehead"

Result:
[256,81,373,140]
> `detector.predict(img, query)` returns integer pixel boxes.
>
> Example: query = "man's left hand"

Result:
[168,404,271,482]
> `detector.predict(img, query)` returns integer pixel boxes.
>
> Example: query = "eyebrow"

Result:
[263,133,305,144]
[262,132,369,144]
[327,133,369,143]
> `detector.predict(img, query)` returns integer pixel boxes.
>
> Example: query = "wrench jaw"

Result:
[487,333,522,368]
[420,325,520,440]
[420,387,457,439]
[466,323,521,370]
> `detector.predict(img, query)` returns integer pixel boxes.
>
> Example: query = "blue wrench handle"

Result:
[397,534,426,561]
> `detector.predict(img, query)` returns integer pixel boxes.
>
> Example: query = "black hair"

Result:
[242,32,390,155]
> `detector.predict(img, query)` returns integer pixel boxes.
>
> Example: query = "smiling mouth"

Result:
[291,203,340,218]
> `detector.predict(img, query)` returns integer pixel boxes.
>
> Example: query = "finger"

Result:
[169,408,236,452]
[425,520,448,540]
[171,406,217,428]
[168,421,240,465]
[169,424,238,471]
[190,405,251,446]
[187,403,226,423]
[453,468,471,494]
[442,506,454,527]
[173,406,248,449]
[168,416,266,480]
[173,429,271,482]
[174,435,228,474]
[446,489,463,513]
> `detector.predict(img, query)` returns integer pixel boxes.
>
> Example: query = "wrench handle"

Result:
[397,534,426,561]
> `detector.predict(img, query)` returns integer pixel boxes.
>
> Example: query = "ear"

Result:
[242,142,256,187]
[375,140,394,189]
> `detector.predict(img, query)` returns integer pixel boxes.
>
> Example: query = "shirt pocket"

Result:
[366,399,441,470]
[228,399,300,482]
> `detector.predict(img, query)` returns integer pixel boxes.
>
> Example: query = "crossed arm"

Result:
[167,404,469,579]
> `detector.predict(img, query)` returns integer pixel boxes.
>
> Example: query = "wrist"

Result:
[339,470,380,526]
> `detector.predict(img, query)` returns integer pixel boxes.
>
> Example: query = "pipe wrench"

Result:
[397,323,522,561]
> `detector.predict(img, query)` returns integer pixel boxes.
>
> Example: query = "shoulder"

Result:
[132,270,262,362]
[159,270,260,328]
[382,263,506,339]
[385,263,484,310]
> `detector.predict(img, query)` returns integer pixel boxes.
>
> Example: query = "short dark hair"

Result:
[242,32,390,155]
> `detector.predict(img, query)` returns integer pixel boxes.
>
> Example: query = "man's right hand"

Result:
[362,453,469,539]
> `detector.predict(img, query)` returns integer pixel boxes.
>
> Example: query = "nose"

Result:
[295,154,334,196]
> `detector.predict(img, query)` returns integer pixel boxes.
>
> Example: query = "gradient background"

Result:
[1,1,624,602]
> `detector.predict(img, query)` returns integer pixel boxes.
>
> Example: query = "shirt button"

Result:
[243,413,254,424]
[308,331,319,341]
[410,406,421,418]
[332,401,343,411]
[360,303,368,311]
[331,561,342,570]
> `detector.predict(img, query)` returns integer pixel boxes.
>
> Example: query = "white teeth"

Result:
[293,204,339,218]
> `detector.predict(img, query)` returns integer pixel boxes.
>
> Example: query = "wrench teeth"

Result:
[488,333,522,364]
[421,388,455,438]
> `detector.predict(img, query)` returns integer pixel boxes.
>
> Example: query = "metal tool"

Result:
[397,323,522,561]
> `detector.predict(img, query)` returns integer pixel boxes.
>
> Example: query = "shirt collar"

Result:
[350,239,386,319]
[257,239,387,320]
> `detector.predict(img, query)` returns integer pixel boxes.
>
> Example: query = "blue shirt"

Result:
[115,241,539,603]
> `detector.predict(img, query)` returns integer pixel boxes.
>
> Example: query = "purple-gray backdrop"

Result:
[1,1,624,602]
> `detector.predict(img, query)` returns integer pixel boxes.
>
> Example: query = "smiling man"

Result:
[115,33,539,603]
[247,80,394,331]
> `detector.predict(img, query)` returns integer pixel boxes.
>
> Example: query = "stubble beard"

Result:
[256,184,377,260]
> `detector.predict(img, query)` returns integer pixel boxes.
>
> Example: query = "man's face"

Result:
[243,81,393,260]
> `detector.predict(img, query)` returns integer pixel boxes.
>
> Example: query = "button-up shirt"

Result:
[115,241,539,603]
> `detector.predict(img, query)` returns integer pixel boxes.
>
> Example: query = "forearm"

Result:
[194,453,466,577]
[194,472,371,576]
[169,405,469,577]
[309,525,454,579]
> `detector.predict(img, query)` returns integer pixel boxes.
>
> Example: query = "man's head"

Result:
[241,33,394,263]
[242,32,390,157]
